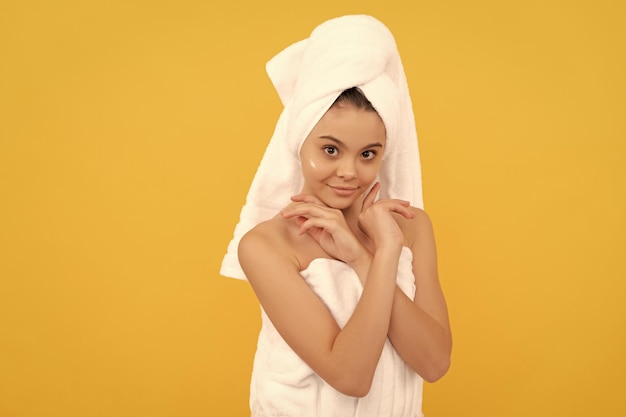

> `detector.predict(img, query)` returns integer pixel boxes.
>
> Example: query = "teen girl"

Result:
[221,15,451,417]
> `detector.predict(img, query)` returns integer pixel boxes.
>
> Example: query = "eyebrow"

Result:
[317,135,384,150]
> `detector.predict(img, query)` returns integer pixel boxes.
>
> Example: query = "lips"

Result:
[328,185,358,197]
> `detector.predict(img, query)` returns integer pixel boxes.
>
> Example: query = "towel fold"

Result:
[220,14,423,280]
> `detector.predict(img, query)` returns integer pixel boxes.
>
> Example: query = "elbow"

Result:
[420,353,451,383]
[328,373,374,398]
[420,332,452,383]
[337,382,372,398]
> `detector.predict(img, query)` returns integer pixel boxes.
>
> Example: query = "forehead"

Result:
[308,105,387,147]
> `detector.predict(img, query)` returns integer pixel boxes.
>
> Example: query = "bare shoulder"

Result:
[393,206,435,248]
[238,216,301,280]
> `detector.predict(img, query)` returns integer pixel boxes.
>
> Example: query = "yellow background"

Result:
[1,0,624,416]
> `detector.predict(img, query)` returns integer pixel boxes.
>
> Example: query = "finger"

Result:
[279,201,302,217]
[362,182,380,211]
[363,199,414,220]
[380,198,410,206]
[280,201,308,217]
[281,203,338,220]
[394,206,415,219]
[291,194,327,206]
[298,216,338,237]
[382,200,415,219]
[294,215,308,227]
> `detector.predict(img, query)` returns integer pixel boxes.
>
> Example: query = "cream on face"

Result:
[298,105,386,209]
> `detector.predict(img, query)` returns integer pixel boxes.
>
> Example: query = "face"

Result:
[299,104,386,210]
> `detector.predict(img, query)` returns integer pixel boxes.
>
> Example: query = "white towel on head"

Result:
[220,14,423,280]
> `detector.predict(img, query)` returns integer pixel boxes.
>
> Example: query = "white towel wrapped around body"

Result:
[220,14,423,280]
[220,13,425,417]
[251,247,423,417]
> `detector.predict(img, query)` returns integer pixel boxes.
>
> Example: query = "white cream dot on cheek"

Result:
[307,158,317,170]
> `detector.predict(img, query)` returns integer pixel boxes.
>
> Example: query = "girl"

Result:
[221,15,451,417]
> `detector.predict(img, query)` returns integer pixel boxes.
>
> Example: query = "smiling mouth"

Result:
[329,185,358,196]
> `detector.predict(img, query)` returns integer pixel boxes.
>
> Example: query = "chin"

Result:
[322,196,359,210]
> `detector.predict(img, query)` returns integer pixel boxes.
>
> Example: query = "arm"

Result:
[239,219,401,397]
[386,208,452,382]
[288,190,452,381]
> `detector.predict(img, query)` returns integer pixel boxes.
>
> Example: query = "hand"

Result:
[280,195,367,265]
[358,183,415,250]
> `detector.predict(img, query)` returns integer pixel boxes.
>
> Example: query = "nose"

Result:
[336,157,357,180]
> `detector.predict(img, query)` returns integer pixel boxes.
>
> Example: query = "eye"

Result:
[323,146,338,156]
[361,150,377,160]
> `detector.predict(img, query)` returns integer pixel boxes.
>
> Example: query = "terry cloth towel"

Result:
[250,247,424,417]
[220,14,423,280]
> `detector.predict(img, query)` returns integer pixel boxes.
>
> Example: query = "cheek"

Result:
[361,162,382,182]
[305,156,333,176]
[302,156,326,182]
